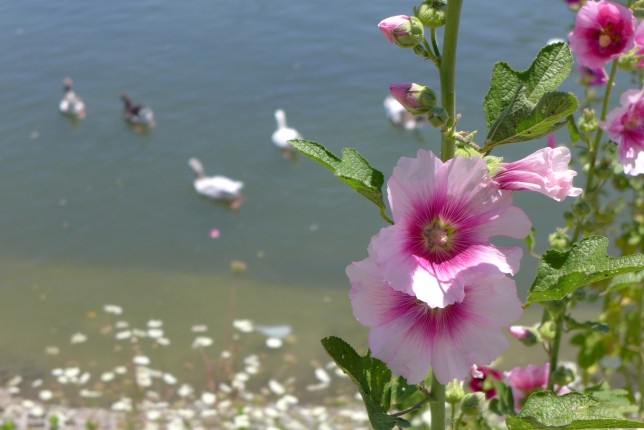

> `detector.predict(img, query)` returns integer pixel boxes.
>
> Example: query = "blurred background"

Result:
[0,0,603,401]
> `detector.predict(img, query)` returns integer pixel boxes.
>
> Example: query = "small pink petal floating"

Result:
[209,228,220,239]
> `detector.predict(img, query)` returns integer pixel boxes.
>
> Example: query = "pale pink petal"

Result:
[471,206,532,241]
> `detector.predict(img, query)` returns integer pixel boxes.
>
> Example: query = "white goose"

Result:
[383,96,425,130]
[121,93,156,127]
[188,158,244,208]
[59,78,86,119]
[272,109,302,156]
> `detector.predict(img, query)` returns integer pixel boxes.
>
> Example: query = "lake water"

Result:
[0,0,600,400]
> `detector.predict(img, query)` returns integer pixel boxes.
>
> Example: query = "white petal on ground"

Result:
[265,337,282,349]
[191,336,213,349]
[191,324,208,333]
[103,304,123,315]
[133,355,150,366]
[70,333,87,344]
[232,319,254,333]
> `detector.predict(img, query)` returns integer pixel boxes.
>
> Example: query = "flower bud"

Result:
[389,83,437,115]
[538,320,557,342]
[508,325,540,346]
[577,108,598,133]
[378,15,424,48]
[416,0,447,28]
[445,379,465,404]
[427,106,448,128]
[617,48,644,72]
[460,392,485,416]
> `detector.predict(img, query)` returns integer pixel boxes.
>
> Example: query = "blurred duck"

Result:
[59,78,86,119]
[188,157,244,209]
[121,93,155,127]
[383,96,425,130]
[272,109,302,157]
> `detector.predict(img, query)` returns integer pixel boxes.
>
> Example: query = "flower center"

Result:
[599,25,617,48]
[422,221,452,252]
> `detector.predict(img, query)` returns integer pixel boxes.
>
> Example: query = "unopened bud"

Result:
[417,0,447,28]
[577,108,598,133]
[509,325,540,346]
[617,47,644,72]
[461,392,485,416]
[445,379,465,404]
[427,106,448,128]
[539,320,557,342]
[378,15,424,48]
[389,83,437,115]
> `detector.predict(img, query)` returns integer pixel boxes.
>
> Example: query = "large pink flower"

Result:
[568,0,636,68]
[634,21,644,68]
[492,147,583,202]
[348,261,523,385]
[600,87,644,175]
[369,150,531,308]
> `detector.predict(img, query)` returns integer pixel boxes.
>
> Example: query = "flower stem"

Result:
[439,0,463,163]
[547,310,564,391]
[430,374,446,430]
[572,60,618,242]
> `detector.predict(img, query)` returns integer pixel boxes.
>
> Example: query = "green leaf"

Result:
[289,139,386,210]
[321,336,411,430]
[605,271,644,293]
[489,380,517,417]
[564,316,609,334]
[570,332,605,369]
[506,391,644,429]
[526,236,644,304]
[567,115,580,144]
[483,43,576,150]
[525,227,537,258]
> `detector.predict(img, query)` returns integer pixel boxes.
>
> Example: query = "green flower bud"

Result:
[548,229,571,251]
[460,392,485,416]
[445,379,465,404]
[539,320,557,342]
[389,83,437,115]
[427,106,448,128]
[378,15,424,48]
[577,108,598,133]
[417,0,447,28]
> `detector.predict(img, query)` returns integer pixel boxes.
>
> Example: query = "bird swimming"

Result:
[59,78,86,119]
[121,93,155,127]
[188,157,244,209]
[272,109,302,157]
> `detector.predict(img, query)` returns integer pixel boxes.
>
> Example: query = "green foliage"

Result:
[321,336,411,430]
[526,236,644,304]
[605,271,644,293]
[489,380,517,417]
[483,42,577,151]
[564,315,609,334]
[505,391,644,429]
[289,139,386,210]
[1,421,16,430]
[567,115,580,145]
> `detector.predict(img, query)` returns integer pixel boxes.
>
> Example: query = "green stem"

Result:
[430,374,446,430]
[450,404,456,429]
[439,0,463,162]
[636,286,644,412]
[572,60,618,242]
[547,310,564,391]
[380,206,394,225]
[430,27,441,60]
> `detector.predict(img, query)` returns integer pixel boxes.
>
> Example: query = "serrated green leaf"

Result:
[321,336,410,430]
[526,236,644,304]
[564,316,609,334]
[483,43,576,150]
[290,139,386,210]
[485,42,573,127]
[505,391,644,429]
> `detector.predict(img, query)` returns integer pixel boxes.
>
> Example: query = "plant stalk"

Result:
[439,0,463,162]
[430,374,446,430]
[547,310,564,391]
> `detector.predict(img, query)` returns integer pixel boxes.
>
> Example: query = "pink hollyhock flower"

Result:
[469,366,502,399]
[578,65,608,86]
[568,0,636,68]
[600,87,644,175]
[368,150,531,308]
[505,363,571,411]
[348,262,522,384]
[492,147,583,202]
[634,21,644,68]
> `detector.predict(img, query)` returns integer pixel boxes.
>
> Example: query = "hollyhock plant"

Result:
[600,87,644,175]
[491,147,583,202]
[568,0,636,68]
[634,20,644,68]
[505,363,572,411]
[347,261,523,384]
[578,65,608,86]
[468,366,502,399]
[367,150,531,308]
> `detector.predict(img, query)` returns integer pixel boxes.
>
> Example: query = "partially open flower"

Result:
[378,15,424,48]
[600,87,644,175]
[568,0,636,68]
[468,366,502,399]
[578,65,608,86]
[491,147,583,202]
